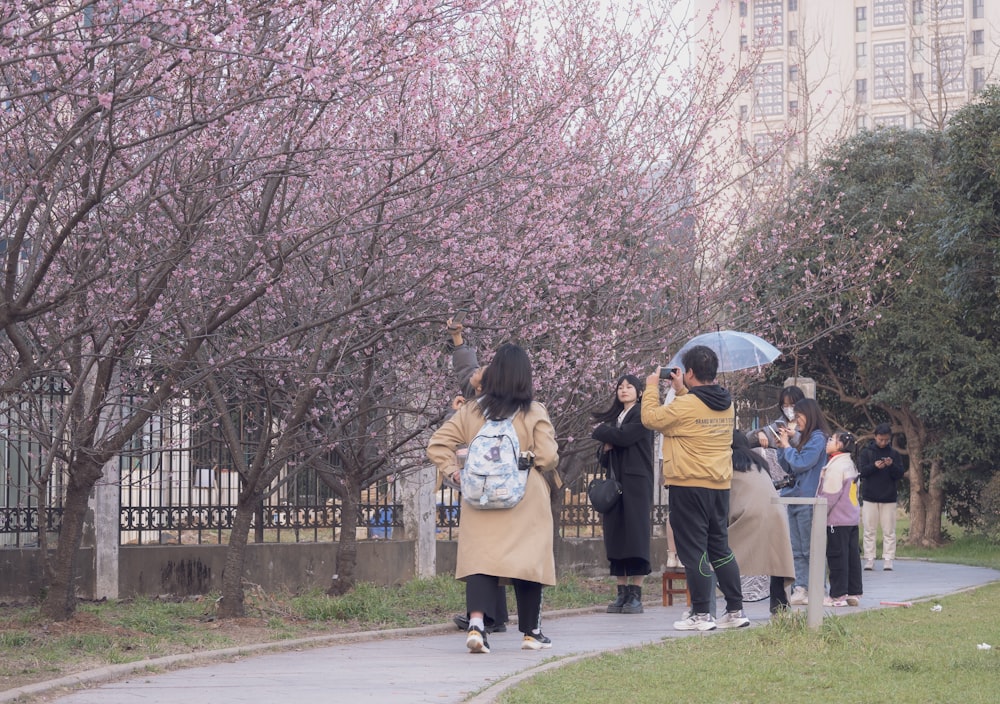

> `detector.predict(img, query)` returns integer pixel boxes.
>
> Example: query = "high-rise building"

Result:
[697,1,1000,173]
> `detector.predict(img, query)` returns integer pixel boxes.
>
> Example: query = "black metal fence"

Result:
[2,382,781,547]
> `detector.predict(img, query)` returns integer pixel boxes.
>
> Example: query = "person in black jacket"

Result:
[858,423,906,571]
[591,374,655,614]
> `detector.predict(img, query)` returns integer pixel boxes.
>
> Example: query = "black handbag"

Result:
[588,452,622,513]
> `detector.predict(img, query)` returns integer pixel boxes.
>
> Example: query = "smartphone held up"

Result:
[659,366,680,379]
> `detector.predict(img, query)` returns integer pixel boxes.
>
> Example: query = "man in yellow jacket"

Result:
[642,344,748,631]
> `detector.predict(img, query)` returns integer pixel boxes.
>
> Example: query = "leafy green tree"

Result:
[732,128,969,545]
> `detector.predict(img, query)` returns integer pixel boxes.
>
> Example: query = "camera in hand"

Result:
[518,451,535,471]
[660,367,680,379]
[773,476,795,490]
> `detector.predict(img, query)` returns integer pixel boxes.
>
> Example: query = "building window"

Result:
[874,42,905,100]
[739,1,747,17]
[912,72,924,98]
[753,62,785,118]
[856,6,867,33]
[874,115,907,129]
[754,0,784,47]
[873,0,906,26]
[973,68,986,93]
[752,133,783,177]
[739,104,749,121]
[972,30,984,56]
[788,100,799,115]
[857,42,868,69]
[856,78,868,103]
[741,34,748,50]
[912,0,924,23]
[857,114,869,131]
[788,29,798,46]
[912,36,924,61]
[937,0,963,19]
[788,64,799,83]
[931,34,966,93]
[788,0,798,10]
[973,0,984,20]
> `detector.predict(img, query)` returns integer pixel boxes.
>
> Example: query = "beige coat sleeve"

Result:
[427,402,475,490]
[525,402,561,489]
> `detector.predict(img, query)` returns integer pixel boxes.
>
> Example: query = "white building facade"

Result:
[697,0,1000,173]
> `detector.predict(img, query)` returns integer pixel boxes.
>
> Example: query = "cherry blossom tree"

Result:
[2,0,786,619]
[0,0,441,620]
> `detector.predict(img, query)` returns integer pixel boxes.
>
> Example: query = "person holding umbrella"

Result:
[641,345,749,631]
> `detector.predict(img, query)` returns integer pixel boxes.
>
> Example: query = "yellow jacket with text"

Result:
[641,383,735,490]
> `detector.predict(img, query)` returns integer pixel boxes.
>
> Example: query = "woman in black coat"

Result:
[591,373,655,614]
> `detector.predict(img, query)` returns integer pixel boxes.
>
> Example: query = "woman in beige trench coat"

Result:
[729,430,795,614]
[427,343,559,654]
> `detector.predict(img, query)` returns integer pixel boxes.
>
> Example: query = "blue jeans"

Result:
[787,504,814,590]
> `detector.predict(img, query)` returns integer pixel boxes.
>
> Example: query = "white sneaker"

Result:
[789,587,808,605]
[716,610,750,628]
[883,560,894,571]
[673,612,717,631]
[864,559,875,571]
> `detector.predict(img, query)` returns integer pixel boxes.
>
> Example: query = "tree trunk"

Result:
[906,453,927,545]
[925,456,945,546]
[216,492,258,618]
[36,470,51,585]
[900,412,930,546]
[39,460,103,621]
[328,485,358,596]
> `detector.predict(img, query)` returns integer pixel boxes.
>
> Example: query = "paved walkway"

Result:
[8,559,999,704]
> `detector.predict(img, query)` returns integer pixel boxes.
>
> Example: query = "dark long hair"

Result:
[732,429,769,473]
[779,385,805,408]
[591,374,645,423]
[477,343,534,419]
[793,398,829,450]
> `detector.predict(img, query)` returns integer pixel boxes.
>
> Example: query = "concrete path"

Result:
[9,559,999,704]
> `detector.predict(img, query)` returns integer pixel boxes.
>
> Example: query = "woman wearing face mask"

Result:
[591,374,655,614]
[749,386,805,450]
[774,398,830,606]
[747,386,805,489]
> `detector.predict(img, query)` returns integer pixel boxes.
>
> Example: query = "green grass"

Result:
[496,527,1000,704]
[895,517,1000,570]
[498,583,1000,704]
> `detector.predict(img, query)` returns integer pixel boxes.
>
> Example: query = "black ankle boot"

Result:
[622,585,644,614]
[607,585,627,613]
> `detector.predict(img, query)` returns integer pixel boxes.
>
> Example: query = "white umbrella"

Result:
[668,330,781,373]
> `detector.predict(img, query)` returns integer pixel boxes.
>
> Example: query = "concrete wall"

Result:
[435,536,671,581]
[2,537,670,599]
[1,548,96,600]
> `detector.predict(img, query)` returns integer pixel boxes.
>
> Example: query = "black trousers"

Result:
[826,524,863,598]
[466,573,541,634]
[669,485,743,614]
[770,576,789,613]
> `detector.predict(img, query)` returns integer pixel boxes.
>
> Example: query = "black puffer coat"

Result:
[591,405,655,566]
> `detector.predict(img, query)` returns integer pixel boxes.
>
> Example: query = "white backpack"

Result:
[461,411,528,509]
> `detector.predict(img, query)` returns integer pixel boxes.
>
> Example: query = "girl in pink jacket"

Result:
[818,432,863,607]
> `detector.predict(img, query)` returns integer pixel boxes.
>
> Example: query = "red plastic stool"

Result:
[661,569,690,606]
